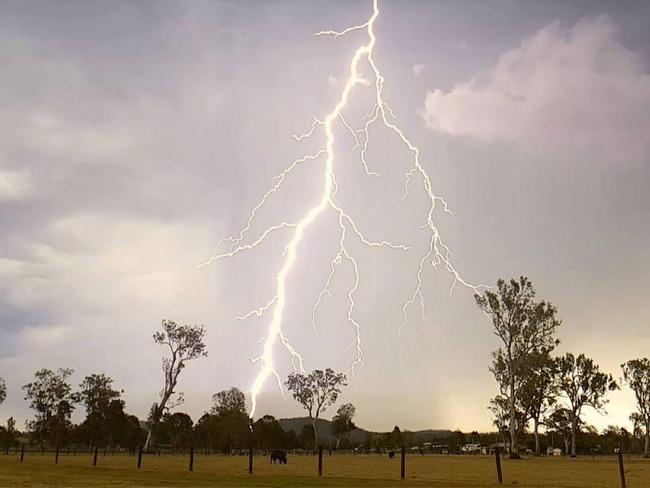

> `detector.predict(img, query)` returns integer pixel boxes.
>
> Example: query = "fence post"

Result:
[318,445,323,476]
[55,445,59,465]
[400,444,406,480]
[93,446,98,466]
[20,444,24,463]
[618,450,626,488]
[137,445,143,469]
[494,446,503,484]
[189,446,194,472]
[248,447,253,474]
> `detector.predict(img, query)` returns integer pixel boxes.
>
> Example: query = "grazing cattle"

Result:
[388,450,395,459]
[270,450,288,464]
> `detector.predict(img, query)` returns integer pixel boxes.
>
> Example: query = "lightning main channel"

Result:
[201,0,485,419]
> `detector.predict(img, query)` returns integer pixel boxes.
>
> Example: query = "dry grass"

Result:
[0,451,647,487]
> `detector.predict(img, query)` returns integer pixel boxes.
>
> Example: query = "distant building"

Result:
[425,443,449,454]
[461,443,482,454]
[547,447,562,456]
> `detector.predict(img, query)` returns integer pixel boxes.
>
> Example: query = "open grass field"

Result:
[0,452,648,487]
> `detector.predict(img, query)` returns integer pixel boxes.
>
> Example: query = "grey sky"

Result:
[1,0,649,432]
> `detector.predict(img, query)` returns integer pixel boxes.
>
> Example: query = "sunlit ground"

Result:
[1,452,648,487]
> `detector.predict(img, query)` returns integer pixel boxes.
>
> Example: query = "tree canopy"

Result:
[621,358,650,457]
[475,276,561,458]
[22,368,77,446]
[146,319,208,450]
[331,403,356,448]
[211,387,246,416]
[286,368,347,447]
[556,352,618,456]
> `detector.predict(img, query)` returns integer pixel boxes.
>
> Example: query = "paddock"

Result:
[1,450,648,487]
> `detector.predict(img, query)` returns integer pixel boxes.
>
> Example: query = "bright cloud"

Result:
[422,16,650,164]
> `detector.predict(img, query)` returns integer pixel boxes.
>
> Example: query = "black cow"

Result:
[270,449,287,464]
[388,450,395,459]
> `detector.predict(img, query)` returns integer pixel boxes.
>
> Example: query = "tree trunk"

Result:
[508,380,519,459]
[563,434,570,456]
[311,418,319,450]
[645,423,649,458]
[144,423,155,451]
[533,417,540,456]
[571,416,578,457]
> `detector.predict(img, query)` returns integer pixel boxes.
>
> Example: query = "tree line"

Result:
[0,320,353,452]
[0,276,648,458]
[476,276,650,458]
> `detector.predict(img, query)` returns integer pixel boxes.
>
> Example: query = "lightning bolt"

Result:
[200,0,486,419]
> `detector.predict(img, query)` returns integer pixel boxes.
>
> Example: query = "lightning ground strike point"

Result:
[201,0,485,419]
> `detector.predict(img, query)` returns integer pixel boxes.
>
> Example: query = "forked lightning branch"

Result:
[200,0,484,418]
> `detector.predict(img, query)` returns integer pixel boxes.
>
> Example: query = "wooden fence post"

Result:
[318,445,323,476]
[93,446,98,467]
[20,444,24,463]
[400,444,406,480]
[494,446,503,484]
[137,445,143,469]
[248,447,253,474]
[618,450,626,488]
[55,445,59,465]
[189,446,194,472]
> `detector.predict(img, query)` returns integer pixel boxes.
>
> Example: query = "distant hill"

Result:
[277,417,456,445]
[277,417,369,444]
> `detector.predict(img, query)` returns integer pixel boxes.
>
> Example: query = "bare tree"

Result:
[0,377,6,405]
[286,368,347,448]
[475,277,561,458]
[621,358,650,457]
[145,319,207,450]
[556,352,618,457]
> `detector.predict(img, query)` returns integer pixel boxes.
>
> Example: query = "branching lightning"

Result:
[200,0,486,419]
